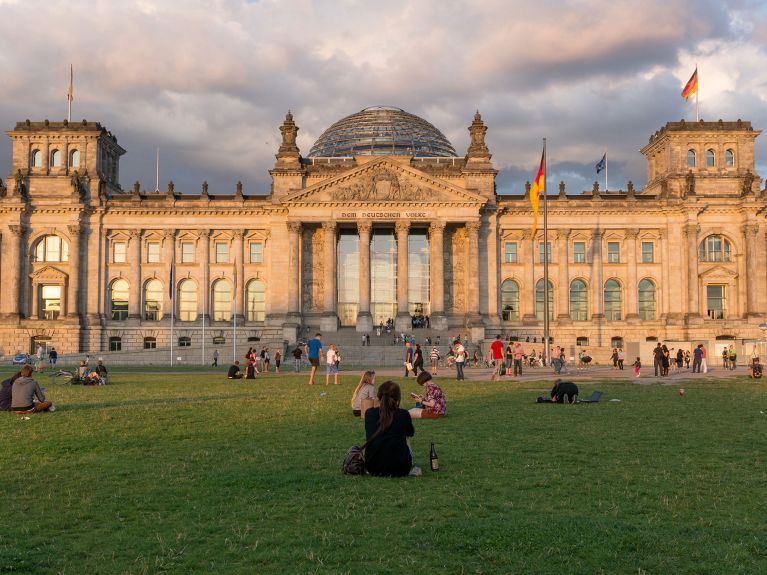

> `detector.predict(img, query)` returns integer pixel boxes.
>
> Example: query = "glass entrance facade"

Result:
[371,229,397,325]
[407,230,430,318]
[337,230,359,326]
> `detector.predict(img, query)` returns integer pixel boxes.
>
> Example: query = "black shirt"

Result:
[227,364,240,378]
[550,381,579,403]
[364,408,415,477]
[414,348,423,363]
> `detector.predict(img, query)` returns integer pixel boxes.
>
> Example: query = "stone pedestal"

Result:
[394,313,411,333]
[282,322,299,344]
[320,312,339,332]
[356,311,373,333]
[429,313,449,331]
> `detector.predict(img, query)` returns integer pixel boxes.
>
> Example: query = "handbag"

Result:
[342,425,385,475]
[360,398,377,417]
[404,361,413,372]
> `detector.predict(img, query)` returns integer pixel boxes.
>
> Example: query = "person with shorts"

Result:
[305,333,322,385]
[325,343,339,385]
[409,371,446,419]
[49,347,58,367]
[490,335,504,380]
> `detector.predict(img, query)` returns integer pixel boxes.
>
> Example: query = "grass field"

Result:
[1,368,766,574]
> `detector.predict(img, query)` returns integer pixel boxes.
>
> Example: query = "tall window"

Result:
[500,279,520,320]
[337,231,360,327]
[573,241,586,263]
[215,242,229,263]
[569,279,588,321]
[50,149,61,167]
[31,149,42,167]
[603,279,622,321]
[687,149,696,168]
[706,149,715,167]
[641,242,654,263]
[246,280,266,321]
[539,242,551,263]
[178,279,197,321]
[725,149,734,167]
[69,149,80,167]
[370,230,397,325]
[113,241,127,263]
[504,242,518,263]
[146,241,161,263]
[249,242,263,263]
[407,231,430,317]
[607,242,620,263]
[181,241,195,264]
[535,279,554,321]
[35,235,69,262]
[110,279,129,321]
[212,279,232,321]
[699,235,731,262]
[144,279,163,321]
[638,279,656,320]
[40,285,61,320]
[706,285,726,319]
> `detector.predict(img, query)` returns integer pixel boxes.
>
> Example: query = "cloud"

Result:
[1,0,766,195]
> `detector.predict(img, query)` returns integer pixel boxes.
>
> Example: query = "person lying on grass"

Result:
[351,370,378,417]
[364,380,421,477]
[409,371,446,419]
[537,379,579,404]
[11,365,55,413]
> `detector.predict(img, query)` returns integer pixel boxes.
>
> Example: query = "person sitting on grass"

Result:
[227,361,243,379]
[364,380,420,477]
[550,379,579,404]
[95,360,109,385]
[0,371,21,411]
[245,358,257,379]
[11,365,55,413]
[351,370,378,417]
[409,371,446,419]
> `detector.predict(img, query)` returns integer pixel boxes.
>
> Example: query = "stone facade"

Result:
[0,111,765,360]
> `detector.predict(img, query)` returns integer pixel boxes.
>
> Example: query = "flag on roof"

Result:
[681,67,698,101]
[530,148,545,238]
[596,153,606,174]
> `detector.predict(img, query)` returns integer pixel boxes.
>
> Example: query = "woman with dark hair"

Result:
[409,371,446,419]
[661,344,671,376]
[364,380,420,477]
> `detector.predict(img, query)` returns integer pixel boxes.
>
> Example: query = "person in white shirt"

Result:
[453,339,466,380]
[325,344,339,386]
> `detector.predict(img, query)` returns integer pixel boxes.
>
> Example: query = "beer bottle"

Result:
[430,442,439,471]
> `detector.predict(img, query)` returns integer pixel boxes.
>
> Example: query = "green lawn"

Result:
[1,369,766,574]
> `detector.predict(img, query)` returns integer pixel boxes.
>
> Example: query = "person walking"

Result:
[653,343,664,377]
[212,349,219,367]
[403,342,414,377]
[325,344,339,386]
[611,348,619,370]
[292,346,302,372]
[722,348,729,370]
[274,350,281,374]
[490,335,505,380]
[617,348,625,371]
[49,347,58,368]
[684,350,691,369]
[512,341,525,377]
[453,339,466,381]
[728,345,737,370]
[412,344,425,376]
[305,333,323,385]
[701,344,708,373]
[429,345,440,375]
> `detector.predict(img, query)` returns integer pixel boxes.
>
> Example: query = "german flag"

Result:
[530,148,545,238]
[681,67,698,101]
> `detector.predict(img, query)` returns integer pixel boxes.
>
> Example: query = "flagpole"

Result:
[232,260,237,364]
[695,64,699,122]
[155,147,160,192]
[67,65,73,122]
[170,259,175,367]
[202,251,206,366]
[542,138,550,367]
[604,150,608,193]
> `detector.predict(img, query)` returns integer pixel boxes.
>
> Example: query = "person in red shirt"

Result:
[490,335,505,380]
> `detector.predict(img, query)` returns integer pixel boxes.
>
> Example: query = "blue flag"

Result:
[596,153,606,174]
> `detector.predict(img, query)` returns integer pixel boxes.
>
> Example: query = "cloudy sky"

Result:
[1,0,766,196]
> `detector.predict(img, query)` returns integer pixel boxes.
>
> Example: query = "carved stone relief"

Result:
[335,168,423,201]
[444,226,467,314]
[301,227,325,312]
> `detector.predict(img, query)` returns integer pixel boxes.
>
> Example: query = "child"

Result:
[633,357,641,378]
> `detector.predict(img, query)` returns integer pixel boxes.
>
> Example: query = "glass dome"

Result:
[307,106,457,158]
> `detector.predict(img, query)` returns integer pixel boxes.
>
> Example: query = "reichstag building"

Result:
[0,106,764,358]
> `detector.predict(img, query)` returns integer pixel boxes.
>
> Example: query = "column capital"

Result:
[67,224,83,237]
[557,228,571,241]
[287,221,302,234]
[591,229,603,241]
[624,228,640,240]
[232,230,244,239]
[465,220,481,234]
[395,221,409,235]
[742,223,760,238]
[163,229,176,240]
[198,229,211,239]
[657,228,667,240]
[322,221,337,233]
[129,229,142,239]
[357,221,372,235]
[8,224,25,237]
[429,220,446,232]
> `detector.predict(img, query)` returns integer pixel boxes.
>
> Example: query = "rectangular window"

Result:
[504,242,517,263]
[181,241,195,264]
[113,241,127,263]
[40,285,61,320]
[146,241,161,263]
[573,242,586,263]
[641,242,654,263]
[109,337,122,351]
[706,285,726,320]
[215,242,229,263]
[249,242,263,264]
[607,242,620,263]
[538,242,551,264]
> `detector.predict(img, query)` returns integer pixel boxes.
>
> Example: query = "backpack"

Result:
[342,446,365,475]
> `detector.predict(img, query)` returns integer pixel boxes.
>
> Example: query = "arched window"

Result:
[246,279,266,322]
[50,149,61,167]
[725,149,734,167]
[569,279,588,321]
[178,279,198,321]
[603,279,622,321]
[638,279,657,320]
[706,149,715,167]
[500,279,520,321]
[535,279,554,321]
[31,149,42,167]
[698,235,731,262]
[69,149,80,167]
[687,149,696,168]
[212,279,232,321]
[110,279,129,321]
[144,279,163,321]
[611,337,624,348]
[34,235,69,262]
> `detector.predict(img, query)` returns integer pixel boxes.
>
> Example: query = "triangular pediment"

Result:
[699,264,738,279]
[282,158,487,205]
[30,265,67,282]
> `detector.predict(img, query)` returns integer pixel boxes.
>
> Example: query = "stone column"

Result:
[287,222,301,320]
[66,224,82,318]
[233,230,245,320]
[465,221,482,326]
[625,228,639,321]
[163,229,175,320]
[557,230,571,322]
[356,222,373,332]
[659,229,670,320]
[523,237,537,323]
[590,230,603,320]
[129,230,142,320]
[428,221,448,330]
[684,224,700,319]
[199,230,210,321]
[320,221,339,331]
[743,224,760,318]
[2,225,24,319]
[394,221,411,332]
